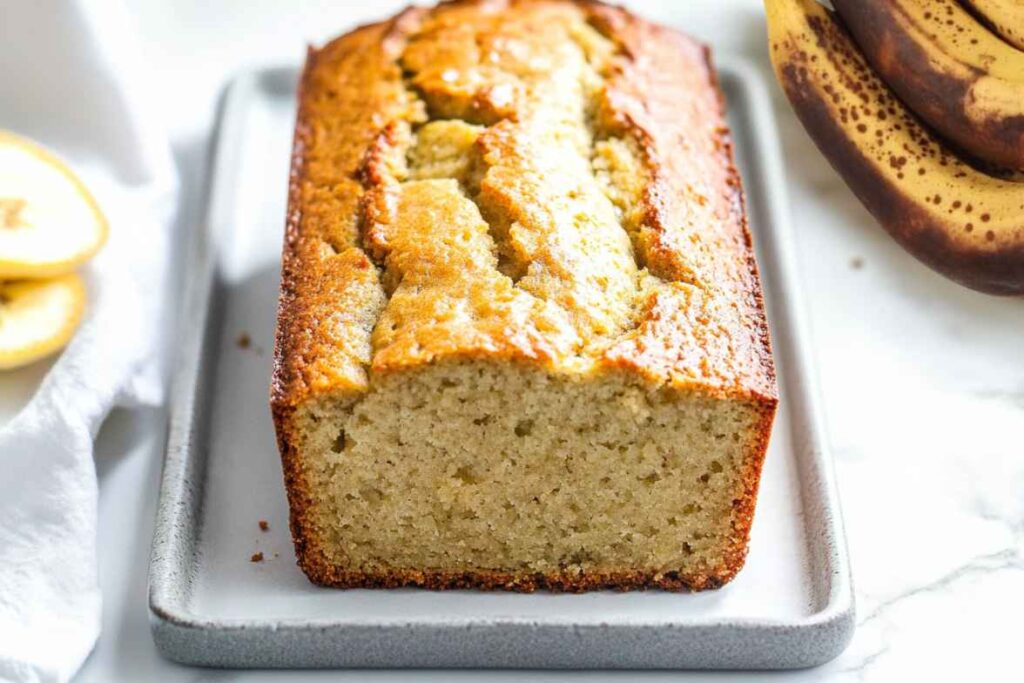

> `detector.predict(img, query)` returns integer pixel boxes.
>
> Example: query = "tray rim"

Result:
[148,56,855,668]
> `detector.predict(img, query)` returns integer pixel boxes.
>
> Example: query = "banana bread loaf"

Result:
[271,0,777,592]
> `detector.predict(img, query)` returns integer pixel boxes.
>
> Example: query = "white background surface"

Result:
[65,0,1024,680]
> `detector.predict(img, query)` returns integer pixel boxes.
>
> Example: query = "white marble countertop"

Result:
[66,0,1024,680]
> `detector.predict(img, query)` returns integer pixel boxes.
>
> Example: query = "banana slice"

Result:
[0,274,85,369]
[0,131,108,278]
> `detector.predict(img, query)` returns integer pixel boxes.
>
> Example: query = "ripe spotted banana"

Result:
[964,0,1024,51]
[766,0,1024,294]
[832,0,1024,170]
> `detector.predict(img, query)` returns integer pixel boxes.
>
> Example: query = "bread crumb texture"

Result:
[272,0,777,591]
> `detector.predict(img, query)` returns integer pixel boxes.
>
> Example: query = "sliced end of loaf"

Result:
[276,359,774,591]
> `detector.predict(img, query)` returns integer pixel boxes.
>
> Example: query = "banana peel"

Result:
[832,0,1024,170]
[766,0,1024,294]
[964,0,1024,51]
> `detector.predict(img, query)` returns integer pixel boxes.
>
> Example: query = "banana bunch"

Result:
[766,0,1024,295]
[0,131,107,369]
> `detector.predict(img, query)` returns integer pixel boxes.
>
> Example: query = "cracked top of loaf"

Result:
[272,0,776,410]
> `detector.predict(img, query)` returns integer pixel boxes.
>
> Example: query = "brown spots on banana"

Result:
[964,0,1024,51]
[833,0,1024,170]
[767,0,1024,294]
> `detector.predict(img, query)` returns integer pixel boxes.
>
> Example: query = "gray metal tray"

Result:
[148,58,854,669]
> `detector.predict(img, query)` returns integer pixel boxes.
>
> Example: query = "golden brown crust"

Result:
[722,398,778,582]
[299,561,730,593]
[272,0,778,591]
[271,16,419,410]
[590,11,776,398]
[272,0,776,410]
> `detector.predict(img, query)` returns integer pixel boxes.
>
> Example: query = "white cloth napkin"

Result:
[0,1,176,681]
